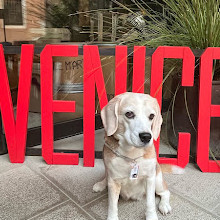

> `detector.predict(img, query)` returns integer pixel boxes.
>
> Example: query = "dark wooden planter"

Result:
[210,81,220,158]
[168,77,220,158]
[0,114,7,155]
[0,137,7,155]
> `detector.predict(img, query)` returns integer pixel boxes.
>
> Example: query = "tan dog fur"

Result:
[93,92,182,220]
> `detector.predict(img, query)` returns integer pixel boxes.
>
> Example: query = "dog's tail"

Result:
[160,164,185,174]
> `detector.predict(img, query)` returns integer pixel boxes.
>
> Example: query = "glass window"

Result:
[4,0,23,25]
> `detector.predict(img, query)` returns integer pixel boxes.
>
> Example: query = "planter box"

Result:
[168,77,220,158]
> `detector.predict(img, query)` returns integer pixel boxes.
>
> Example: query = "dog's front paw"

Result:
[158,201,171,215]
[93,181,106,192]
[145,212,158,220]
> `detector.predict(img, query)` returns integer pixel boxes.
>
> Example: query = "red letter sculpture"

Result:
[41,45,79,165]
[151,46,195,168]
[0,44,33,163]
[197,48,220,172]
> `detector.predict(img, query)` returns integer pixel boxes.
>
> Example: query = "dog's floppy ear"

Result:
[101,97,120,136]
[152,99,163,140]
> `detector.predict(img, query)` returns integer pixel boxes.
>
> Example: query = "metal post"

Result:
[3,14,6,42]
[90,15,95,42]
[97,11,103,42]
[111,12,118,42]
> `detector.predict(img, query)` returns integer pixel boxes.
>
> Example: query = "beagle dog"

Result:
[93,92,182,220]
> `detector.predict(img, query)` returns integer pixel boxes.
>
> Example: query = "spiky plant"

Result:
[113,0,220,79]
[116,0,220,48]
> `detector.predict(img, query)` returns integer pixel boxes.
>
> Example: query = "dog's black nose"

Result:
[139,132,152,144]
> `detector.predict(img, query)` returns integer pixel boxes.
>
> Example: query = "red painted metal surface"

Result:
[83,45,108,167]
[115,46,127,95]
[132,46,146,93]
[52,100,76,112]
[150,46,195,168]
[0,44,33,163]
[41,45,79,165]
[211,105,220,117]
[197,48,220,172]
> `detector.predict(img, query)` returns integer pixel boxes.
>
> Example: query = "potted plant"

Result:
[112,0,220,158]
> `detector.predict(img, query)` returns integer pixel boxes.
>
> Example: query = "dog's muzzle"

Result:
[139,132,152,144]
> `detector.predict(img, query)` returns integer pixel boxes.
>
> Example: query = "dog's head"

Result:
[101,92,162,148]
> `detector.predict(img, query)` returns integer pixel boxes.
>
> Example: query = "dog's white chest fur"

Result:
[107,156,157,200]
[108,157,157,179]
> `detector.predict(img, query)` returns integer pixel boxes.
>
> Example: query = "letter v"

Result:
[0,44,34,163]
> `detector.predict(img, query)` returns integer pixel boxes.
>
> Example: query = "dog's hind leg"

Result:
[93,175,107,192]
[155,163,171,215]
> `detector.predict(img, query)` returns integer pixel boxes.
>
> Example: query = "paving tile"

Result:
[39,159,107,206]
[213,204,220,217]
[0,165,68,220]
[1,154,219,220]
[85,192,218,220]
[25,156,61,173]
[32,201,94,220]
[0,154,23,174]
[163,164,220,211]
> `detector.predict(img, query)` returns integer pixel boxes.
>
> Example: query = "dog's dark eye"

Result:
[125,111,135,119]
[149,114,155,120]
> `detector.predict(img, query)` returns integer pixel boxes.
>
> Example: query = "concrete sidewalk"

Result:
[0,132,220,220]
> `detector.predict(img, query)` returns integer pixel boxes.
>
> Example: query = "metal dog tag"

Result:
[130,162,139,180]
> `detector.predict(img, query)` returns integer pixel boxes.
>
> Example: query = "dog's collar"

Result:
[104,142,144,164]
